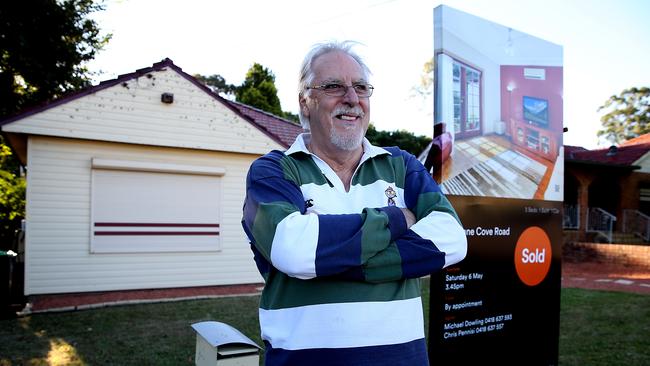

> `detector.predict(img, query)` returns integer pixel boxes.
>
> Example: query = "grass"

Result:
[0,295,261,366]
[0,287,648,365]
[559,289,650,366]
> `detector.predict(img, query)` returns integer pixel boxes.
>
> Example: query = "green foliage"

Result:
[192,73,237,95]
[236,63,283,117]
[0,0,111,118]
[195,63,300,123]
[282,110,299,123]
[597,87,650,144]
[0,0,108,247]
[0,136,25,249]
[365,124,432,156]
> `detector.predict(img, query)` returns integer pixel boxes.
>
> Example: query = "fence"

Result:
[622,209,650,242]
[586,207,616,243]
[563,204,579,229]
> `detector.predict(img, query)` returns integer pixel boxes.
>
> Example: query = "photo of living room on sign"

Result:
[424,5,563,201]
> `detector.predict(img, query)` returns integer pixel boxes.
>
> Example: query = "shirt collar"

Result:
[285,133,391,158]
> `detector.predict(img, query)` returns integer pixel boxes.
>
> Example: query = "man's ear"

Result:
[299,95,310,118]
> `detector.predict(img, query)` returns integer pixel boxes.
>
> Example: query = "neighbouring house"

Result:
[0,58,302,308]
[563,134,650,244]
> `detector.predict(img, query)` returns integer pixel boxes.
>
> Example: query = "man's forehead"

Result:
[312,51,366,81]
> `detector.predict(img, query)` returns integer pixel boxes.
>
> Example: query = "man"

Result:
[242,41,467,366]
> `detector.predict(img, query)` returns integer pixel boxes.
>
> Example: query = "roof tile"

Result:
[565,143,650,166]
[226,100,302,148]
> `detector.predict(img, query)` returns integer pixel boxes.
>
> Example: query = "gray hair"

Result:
[298,41,371,130]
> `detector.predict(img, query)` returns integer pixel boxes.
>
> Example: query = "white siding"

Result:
[633,152,650,174]
[3,68,280,155]
[25,136,263,295]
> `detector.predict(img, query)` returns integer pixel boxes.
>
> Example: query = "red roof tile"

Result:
[226,100,302,148]
[621,133,650,146]
[565,143,650,166]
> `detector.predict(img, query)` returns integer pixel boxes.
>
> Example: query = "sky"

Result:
[87,0,650,149]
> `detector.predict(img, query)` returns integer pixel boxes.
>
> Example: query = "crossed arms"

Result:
[242,150,467,283]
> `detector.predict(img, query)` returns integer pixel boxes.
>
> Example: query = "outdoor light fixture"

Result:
[161,92,174,104]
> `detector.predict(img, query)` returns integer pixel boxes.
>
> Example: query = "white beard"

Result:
[329,105,366,151]
[330,124,364,151]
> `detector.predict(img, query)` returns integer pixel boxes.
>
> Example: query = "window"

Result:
[452,60,482,139]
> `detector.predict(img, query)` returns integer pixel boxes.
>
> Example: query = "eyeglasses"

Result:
[306,82,374,98]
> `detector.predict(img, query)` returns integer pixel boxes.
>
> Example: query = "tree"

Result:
[0,0,109,248]
[0,0,111,118]
[597,87,650,144]
[365,124,432,156]
[193,74,237,96]
[236,63,284,117]
[195,63,300,123]
[0,140,25,249]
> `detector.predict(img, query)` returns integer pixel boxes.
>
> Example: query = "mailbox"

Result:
[191,321,261,366]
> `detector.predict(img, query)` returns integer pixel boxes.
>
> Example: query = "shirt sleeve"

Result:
[361,151,468,283]
[242,151,408,280]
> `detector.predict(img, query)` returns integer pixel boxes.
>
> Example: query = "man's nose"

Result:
[342,85,360,104]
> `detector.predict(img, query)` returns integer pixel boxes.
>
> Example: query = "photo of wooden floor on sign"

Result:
[440,136,555,200]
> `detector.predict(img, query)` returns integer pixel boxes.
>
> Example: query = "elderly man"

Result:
[242,41,467,366]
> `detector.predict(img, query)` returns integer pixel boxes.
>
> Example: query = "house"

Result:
[563,135,650,243]
[0,58,302,309]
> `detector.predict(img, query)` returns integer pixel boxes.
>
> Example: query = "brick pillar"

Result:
[578,178,590,241]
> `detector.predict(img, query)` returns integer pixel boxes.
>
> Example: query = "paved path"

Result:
[562,261,650,295]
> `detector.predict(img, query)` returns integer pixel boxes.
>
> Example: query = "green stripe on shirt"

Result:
[260,274,422,309]
[360,208,393,262]
[279,154,329,186]
[352,154,407,188]
[363,242,404,283]
[414,191,461,222]
[252,201,300,259]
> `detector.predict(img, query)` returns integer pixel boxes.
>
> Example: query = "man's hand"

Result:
[400,208,416,229]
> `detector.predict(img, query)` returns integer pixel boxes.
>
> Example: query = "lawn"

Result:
[0,287,649,365]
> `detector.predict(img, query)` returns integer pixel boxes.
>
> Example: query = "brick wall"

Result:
[564,242,650,268]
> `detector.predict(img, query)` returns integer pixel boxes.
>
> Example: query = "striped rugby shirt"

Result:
[242,134,467,365]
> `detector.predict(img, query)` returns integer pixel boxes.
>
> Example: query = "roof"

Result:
[226,100,302,148]
[565,143,650,168]
[621,133,650,147]
[0,58,302,149]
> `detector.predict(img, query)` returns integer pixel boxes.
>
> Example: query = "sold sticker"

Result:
[514,226,551,286]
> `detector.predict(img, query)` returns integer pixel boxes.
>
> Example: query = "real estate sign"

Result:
[428,6,563,365]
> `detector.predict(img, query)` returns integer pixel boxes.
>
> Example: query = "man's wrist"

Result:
[377,206,408,241]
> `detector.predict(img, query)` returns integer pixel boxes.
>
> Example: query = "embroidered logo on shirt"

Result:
[305,199,314,210]
[385,186,397,206]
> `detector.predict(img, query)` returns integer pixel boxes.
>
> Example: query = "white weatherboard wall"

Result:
[25,136,264,295]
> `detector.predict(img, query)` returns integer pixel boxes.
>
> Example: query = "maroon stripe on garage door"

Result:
[94,223,219,227]
[94,231,220,236]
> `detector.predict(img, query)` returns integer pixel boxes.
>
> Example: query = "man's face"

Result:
[300,51,370,152]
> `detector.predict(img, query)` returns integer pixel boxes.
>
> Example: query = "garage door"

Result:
[90,158,224,253]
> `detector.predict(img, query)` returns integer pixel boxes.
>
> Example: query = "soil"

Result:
[562,260,650,295]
